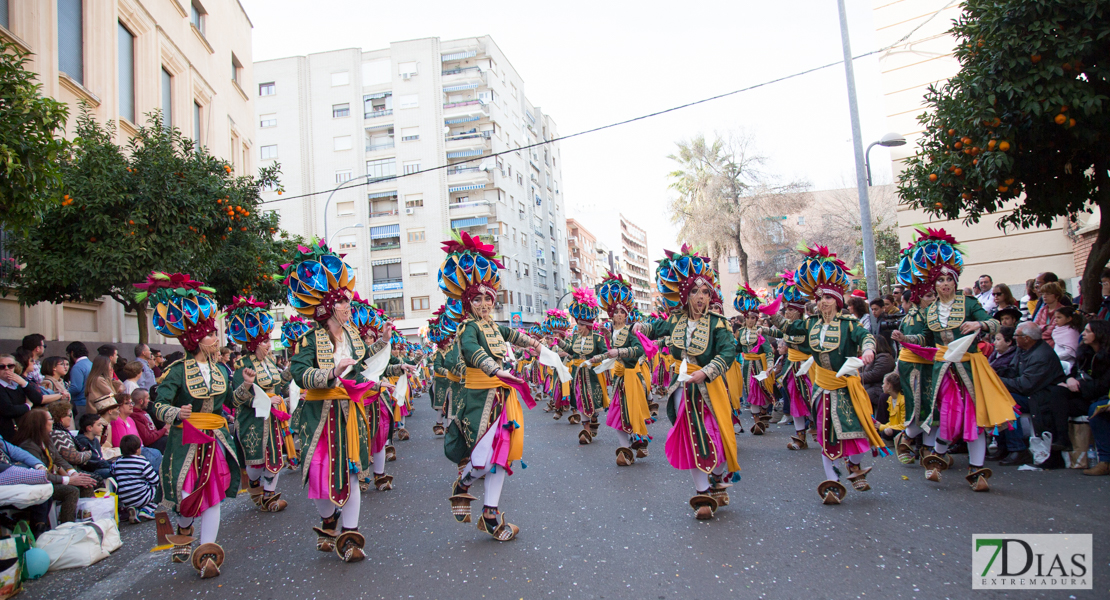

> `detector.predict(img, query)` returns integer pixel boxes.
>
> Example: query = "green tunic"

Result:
[444,318,530,464]
[231,354,290,467]
[922,295,998,424]
[608,325,648,434]
[641,312,736,425]
[895,305,934,429]
[556,330,609,415]
[431,347,449,411]
[736,327,775,403]
[152,354,246,511]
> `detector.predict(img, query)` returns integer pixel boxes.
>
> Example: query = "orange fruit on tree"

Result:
[962,137,972,145]
[1005,178,1015,185]
[998,185,1008,192]
[929,174,938,182]
[988,140,997,150]
[999,141,1010,152]
[948,129,956,136]
[1055,114,1067,125]
[1060,105,1068,113]
[954,167,964,176]
[1030,54,1041,63]
[973,159,979,165]
[954,141,963,149]
[1069,118,1076,127]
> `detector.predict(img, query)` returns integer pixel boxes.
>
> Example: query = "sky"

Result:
[241,0,906,263]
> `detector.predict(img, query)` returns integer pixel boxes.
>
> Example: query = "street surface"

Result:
[21,392,1109,599]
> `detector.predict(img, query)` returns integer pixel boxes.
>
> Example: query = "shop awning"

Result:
[371,258,401,266]
[445,115,480,125]
[442,50,476,61]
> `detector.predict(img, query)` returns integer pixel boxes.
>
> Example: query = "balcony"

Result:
[366,139,395,153]
[365,109,393,120]
[370,237,400,251]
[371,278,403,292]
[370,208,398,219]
[443,101,489,120]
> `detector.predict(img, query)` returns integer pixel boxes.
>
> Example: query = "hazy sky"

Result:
[242,0,907,262]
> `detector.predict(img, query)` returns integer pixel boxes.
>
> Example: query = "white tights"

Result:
[313,488,360,530]
[691,462,726,493]
[176,504,221,545]
[615,430,630,448]
[935,435,987,467]
[822,452,866,481]
[460,463,507,508]
[372,446,386,476]
[792,414,807,432]
[244,465,279,492]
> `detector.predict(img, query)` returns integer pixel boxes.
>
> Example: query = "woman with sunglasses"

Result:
[0,354,42,440]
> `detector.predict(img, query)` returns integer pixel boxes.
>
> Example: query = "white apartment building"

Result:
[618,214,652,313]
[254,36,570,331]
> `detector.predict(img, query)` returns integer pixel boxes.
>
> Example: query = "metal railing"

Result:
[445,131,491,141]
[443,100,482,109]
[369,209,399,218]
[442,66,482,76]
[370,242,400,251]
[447,166,482,176]
[365,109,393,119]
[366,141,395,152]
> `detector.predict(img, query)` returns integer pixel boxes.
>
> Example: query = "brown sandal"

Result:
[615,447,634,466]
[477,509,519,541]
[787,434,808,450]
[965,467,992,492]
[335,531,366,562]
[846,463,872,491]
[567,413,582,425]
[817,480,847,505]
[449,478,476,523]
[578,429,593,445]
[894,432,916,464]
[922,453,948,482]
[191,543,224,579]
[374,473,394,491]
[689,494,718,520]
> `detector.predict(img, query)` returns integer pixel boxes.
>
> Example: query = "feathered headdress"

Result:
[656,244,714,307]
[438,231,502,313]
[596,271,635,317]
[224,296,275,353]
[281,315,312,353]
[544,308,570,333]
[733,283,764,316]
[351,292,389,339]
[279,239,356,322]
[567,287,600,322]
[794,243,855,309]
[897,226,965,301]
[134,272,218,353]
[775,270,809,312]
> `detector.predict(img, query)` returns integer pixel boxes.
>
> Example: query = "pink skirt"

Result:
[180,442,231,518]
[308,420,338,501]
[747,374,773,407]
[786,373,811,418]
[937,370,980,443]
[665,393,725,471]
[815,389,870,460]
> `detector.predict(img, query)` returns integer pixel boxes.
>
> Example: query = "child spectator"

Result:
[879,372,906,440]
[110,434,159,523]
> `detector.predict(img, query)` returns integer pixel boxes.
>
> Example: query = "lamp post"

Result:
[865,132,907,187]
[323,175,391,241]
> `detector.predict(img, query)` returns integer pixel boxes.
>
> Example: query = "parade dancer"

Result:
[555,288,610,445]
[891,228,1015,492]
[634,245,740,520]
[137,272,248,579]
[733,284,777,435]
[774,272,814,451]
[544,309,573,418]
[428,310,457,436]
[440,232,546,541]
[387,333,417,441]
[284,240,377,562]
[225,296,295,513]
[772,245,886,505]
[350,295,403,488]
[596,273,650,465]
[889,273,935,464]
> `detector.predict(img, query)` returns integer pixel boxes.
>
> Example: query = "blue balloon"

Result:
[24,547,50,579]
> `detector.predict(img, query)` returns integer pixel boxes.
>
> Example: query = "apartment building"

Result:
[567,218,603,290]
[618,214,652,313]
[0,0,254,348]
[253,36,570,330]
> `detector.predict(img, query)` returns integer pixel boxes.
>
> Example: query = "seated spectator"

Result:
[150,349,164,378]
[976,274,997,312]
[1061,320,1110,476]
[1021,278,1038,322]
[73,413,113,478]
[84,355,119,415]
[1096,269,1110,321]
[128,389,168,453]
[879,371,905,439]
[118,360,144,395]
[1035,281,1068,346]
[13,409,96,528]
[991,283,1019,316]
[860,336,896,421]
[999,322,1084,468]
[38,356,71,406]
[66,342,91,414]
[107,392,162,472]
[0,354,41,440]
[16,334,46,385]
[0,432,81,536]
[883,294,901,316]
[110,435,159,523]
[46,401,94,478]
[1052,306,1083,370]
[995,307,1022,328]
[989,327,1018,374]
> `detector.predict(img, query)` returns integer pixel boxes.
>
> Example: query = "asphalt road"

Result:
[21,391,1109,600]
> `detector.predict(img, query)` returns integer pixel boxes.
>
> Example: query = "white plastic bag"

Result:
[0,483,53,509]
[76,479,118,523]
[1029,431,1053,465]
[35,522,112,571]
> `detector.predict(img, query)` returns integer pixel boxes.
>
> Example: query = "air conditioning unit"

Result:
[492,235,499,242]
[401,72,412,80]
[405,208,415,215]
[525,306,533,314]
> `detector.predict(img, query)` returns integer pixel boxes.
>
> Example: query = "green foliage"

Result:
[9,108,300,341]
[0,38,70,232]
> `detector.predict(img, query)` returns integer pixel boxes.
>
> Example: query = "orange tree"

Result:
[898,0,1110,310]
[9,108,299,343]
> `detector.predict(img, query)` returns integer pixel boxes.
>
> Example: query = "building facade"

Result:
[617,214,651,313]
[0,0,255,348]
[566,218,601,290]
[872,0,1078,290]
[253,36,570,330]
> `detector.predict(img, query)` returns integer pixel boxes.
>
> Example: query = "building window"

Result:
[405,194,423,208]
[331,71,349,86]
[398,61,417,77]
[190,0,206,37]
[411,297,430,311]
[332,103,350,118]
[376,296,404,319]
[727,256,739,274]
[260,145,278,160]
[398,94,419,109]
[366,158,396,178]
[407,230,425,243]
[161,68,173,130]
[333,136,352,151]
[403,161,420,175]
[231,53,243,84]
[338,234,357,249]
[193,102,202,150]
[336,201,355,216]
[400,127,419,142]
[117,22,135,123]
[372,263,402,281]
[797,216,805,225]
[58,0,84,84]
[335,170,353,184]
[258,82,276,97]
[259,113,277,128]
[409,262,428,277]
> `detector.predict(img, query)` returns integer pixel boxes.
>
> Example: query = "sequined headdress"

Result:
[794,244,854,309]
[134,272,218,353]
[567,287,600,322]
[656,244,715,307]
[596,271,634,318]
[281,315,312,353]
[438,232,502,315]
[280,239,356,322]
[351,292,389,339]
[544,309,570,333]
[733,283,764,316]
[897,227,965,302]
[775,270,809,312]
[224,296,275,353]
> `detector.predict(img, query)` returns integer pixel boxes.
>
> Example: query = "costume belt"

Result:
[175,412,228,430]
[810,363,886,451]
[445,373,462,383]
[464,367,509,389]
[613,363,628,377]
[898,348,934,365]
[741,352,766,363]
[787,348,812,363]
[305,386,366,470]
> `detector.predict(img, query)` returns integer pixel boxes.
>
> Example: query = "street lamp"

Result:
[332,223,365,241]
[865,132,907,187]
[323,175,392,241]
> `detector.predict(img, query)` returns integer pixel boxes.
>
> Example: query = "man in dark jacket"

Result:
[999,322,1078,468]
[0,354,41,440]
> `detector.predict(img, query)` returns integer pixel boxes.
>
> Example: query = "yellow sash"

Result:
[934,345,1017,428]
[305,386,367,471]
[175,412,228,430]
[787,348,811,363]
[741,352,775,393]
[898,348,934,365]
[445,372,461,383]
[685,364,740,473]
[724,361,744,409]
[810,363,886,451]
[613,363,649,436]
[464,367,524,462]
